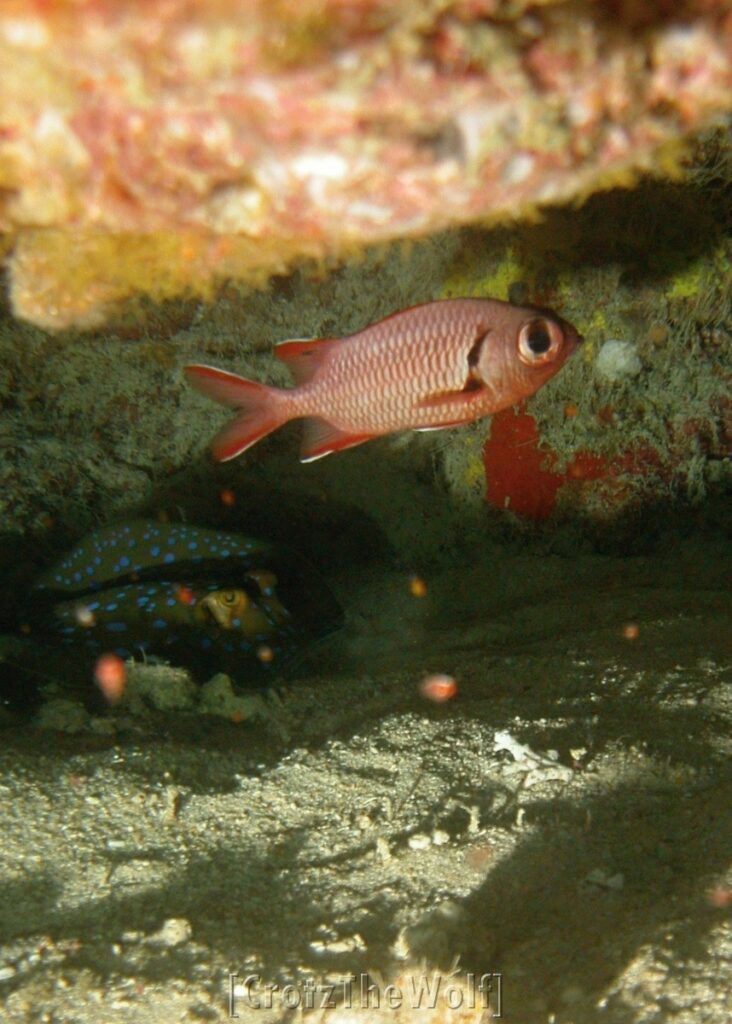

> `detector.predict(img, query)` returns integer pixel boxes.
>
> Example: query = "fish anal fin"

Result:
[210,411,281,462]
[414,421,466,432]
[300,418,374,463]
[275,338,333,385]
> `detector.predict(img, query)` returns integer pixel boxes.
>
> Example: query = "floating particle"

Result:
[257,644,274,663]
[94,653,126,703]
[175,584,194,605]
[220,488,236,507]
[409,575,427,598]
[706,887,732,908]
[465,843,494,870]
[419,673,458,702]
[73,603,96,628]
[622,622,640,640]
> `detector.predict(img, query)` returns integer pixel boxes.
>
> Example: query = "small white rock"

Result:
[407,833,432,851]
[595,339,642,383]
[145,917,192,948]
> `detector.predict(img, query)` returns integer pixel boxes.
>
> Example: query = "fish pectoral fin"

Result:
[275,338,334,385]
[416,382,486,409]
[300,418,374,463]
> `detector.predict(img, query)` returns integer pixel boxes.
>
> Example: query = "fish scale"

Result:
[186,297,582,462]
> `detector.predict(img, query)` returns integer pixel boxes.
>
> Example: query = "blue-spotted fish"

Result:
[25,519,342,681]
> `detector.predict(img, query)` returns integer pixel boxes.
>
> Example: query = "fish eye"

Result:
[222,590,238,605]
[518,318,563,366]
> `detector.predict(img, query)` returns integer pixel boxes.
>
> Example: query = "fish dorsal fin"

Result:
[300,417,374,463]
[275,338,334,385]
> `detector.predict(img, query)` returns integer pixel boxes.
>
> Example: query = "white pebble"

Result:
[146,918,192,948]
[595,340,642,383]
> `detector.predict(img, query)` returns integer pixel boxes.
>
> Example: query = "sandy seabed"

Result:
[1,537,731,1024]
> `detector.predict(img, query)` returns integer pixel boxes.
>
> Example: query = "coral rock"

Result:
[0,0,730,328]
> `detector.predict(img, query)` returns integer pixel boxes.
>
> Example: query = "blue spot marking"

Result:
[136,596,149,606]
[105,603,119,612]
[232,618,241,628]
[106,622,128,633]
[153,619,167,629]
[114,647,131,658]
[220,549,231,557]
[150,546,160,557]
[119,555,130,567]
[86,566,95,576]
[166,598,176,607]
[74,571,82,582]
[201,637,212,650]
[163,553,175,564]
[87,601,100,611]
[188,541,198,550]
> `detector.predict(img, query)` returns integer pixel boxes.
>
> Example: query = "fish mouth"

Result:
[197,599,222,628]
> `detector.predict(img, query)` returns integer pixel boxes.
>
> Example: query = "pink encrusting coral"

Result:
[0,0,731,328]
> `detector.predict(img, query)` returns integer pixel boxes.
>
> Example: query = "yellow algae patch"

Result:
[441,248,524,301]
[667,261,703,301]
[8,228,329,331]
[462,456,485,490]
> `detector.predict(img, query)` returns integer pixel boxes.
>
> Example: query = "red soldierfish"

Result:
[185,297,582,463]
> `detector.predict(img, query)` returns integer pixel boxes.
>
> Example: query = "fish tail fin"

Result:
[185,365,287,461]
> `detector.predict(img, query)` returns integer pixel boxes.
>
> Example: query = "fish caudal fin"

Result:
[185,364,285,461]
[300,418,374,463]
